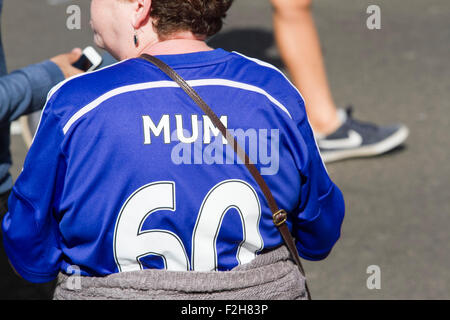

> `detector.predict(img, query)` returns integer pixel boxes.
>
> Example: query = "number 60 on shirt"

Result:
[113,179,264,272]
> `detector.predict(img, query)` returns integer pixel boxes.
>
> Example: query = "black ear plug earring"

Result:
[134,31,139,47]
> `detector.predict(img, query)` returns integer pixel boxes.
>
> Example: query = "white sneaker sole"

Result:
[320,125,410,163]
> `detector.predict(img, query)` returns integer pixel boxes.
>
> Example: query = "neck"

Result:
[138,33,213,57]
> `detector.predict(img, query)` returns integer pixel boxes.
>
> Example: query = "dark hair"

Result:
[150,0,234,39]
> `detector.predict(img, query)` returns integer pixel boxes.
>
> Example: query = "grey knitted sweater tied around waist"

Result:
[53,245,309,300]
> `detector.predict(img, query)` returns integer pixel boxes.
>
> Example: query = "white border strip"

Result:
[48,59,129,101]
[30,59,129,146]
[233,51,329,171]
[62,78,293,135]
[232,51,306,102]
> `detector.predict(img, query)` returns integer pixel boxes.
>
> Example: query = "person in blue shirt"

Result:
[0,0,84,299]
[2,0,344,299]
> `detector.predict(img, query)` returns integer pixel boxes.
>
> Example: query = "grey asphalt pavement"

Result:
[2,0,450,299]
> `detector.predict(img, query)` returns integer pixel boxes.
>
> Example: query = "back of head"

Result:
[94,0,235,59]
[150,0,234,40]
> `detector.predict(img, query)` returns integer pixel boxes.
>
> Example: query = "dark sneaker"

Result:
[316,107,409,163]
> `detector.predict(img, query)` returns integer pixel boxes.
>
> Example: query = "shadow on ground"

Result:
[208,28,284,69]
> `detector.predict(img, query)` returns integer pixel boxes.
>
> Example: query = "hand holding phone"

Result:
[72,46,103,72]
[50,48,84,78]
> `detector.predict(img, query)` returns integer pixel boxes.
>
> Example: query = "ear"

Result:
[132,0,152,30]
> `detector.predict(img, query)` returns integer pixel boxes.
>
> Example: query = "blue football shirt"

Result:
[2,49,345,283]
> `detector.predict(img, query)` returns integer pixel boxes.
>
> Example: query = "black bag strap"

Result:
[139,53,311,299]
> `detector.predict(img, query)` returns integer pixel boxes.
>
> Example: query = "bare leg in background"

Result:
[271,0,341,135]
